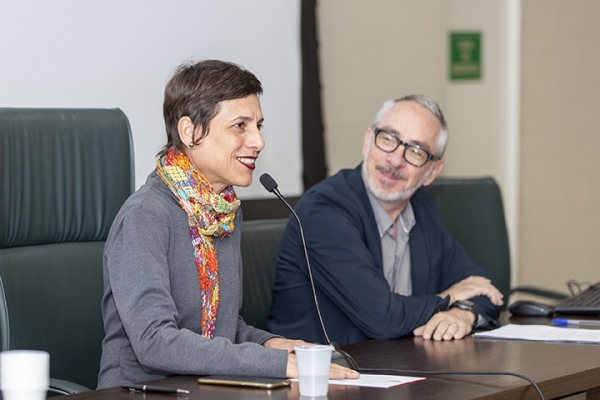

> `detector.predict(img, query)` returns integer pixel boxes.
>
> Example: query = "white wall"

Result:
[519,0,600,292]
[0,0,302,199]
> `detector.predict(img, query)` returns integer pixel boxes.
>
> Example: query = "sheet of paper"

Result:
[291,374,425,388]
[474,324,600,344]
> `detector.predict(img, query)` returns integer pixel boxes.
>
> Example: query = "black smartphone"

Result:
[198,375,291,389]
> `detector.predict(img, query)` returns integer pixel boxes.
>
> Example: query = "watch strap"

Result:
[450,300,478,328]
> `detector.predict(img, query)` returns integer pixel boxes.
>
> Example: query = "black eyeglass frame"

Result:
[372,126,439,167]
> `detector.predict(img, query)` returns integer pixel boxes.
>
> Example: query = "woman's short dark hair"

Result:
[159,59,263,157]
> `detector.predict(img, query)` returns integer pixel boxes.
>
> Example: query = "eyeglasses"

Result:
[372,127,438,167]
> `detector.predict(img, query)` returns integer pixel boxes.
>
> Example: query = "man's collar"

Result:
[366,190,415,238]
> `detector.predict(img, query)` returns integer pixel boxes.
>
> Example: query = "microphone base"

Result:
[331,342,359,371]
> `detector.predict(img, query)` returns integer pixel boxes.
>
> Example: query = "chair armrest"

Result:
[511,285,569,300]
[48,378,91,395]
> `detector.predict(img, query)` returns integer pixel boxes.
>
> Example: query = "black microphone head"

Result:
[259,173,278,193]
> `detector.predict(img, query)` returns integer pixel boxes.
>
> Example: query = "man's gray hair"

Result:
[371,94,449,158]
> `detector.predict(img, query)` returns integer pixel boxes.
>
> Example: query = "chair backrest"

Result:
[424,177,511,309]
[0,108,133,389]
[240,218,288,330]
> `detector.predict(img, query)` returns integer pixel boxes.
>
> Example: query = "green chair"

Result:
[424,177,566,309]
[0,108,133,393]
[240,218,288,330]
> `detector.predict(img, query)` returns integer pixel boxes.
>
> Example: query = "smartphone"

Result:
[198,375,291,389]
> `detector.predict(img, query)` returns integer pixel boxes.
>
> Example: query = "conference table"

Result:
[59,314,600,400]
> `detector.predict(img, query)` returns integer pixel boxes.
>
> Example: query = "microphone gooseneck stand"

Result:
[259,173,359,371]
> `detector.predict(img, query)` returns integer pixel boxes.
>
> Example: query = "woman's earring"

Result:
[188,141,195,148]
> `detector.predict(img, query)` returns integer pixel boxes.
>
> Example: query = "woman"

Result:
[97,59,358,388]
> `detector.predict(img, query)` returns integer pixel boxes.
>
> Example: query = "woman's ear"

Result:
[177,116,195,147]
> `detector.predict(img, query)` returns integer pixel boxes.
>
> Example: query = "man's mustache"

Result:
[375,164,407,181]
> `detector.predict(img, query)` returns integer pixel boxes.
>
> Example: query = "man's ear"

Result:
[177,116,195,146]
[423,159,445,187]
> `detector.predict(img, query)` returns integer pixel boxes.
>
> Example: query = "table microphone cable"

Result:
[357,367,545,400]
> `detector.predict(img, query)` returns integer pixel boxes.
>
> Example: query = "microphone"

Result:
[259,173,359,371]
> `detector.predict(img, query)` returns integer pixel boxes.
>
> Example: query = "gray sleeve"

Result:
[104,202,288,378]
[235,315,281,344]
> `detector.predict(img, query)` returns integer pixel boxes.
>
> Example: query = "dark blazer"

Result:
[266,164,500,345]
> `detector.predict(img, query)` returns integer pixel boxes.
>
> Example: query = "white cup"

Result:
[0,350,50,400]
[294,345,333,397]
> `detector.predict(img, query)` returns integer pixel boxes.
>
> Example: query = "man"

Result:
[266,95,503,346]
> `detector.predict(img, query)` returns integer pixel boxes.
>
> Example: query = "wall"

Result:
[519,0,600,292]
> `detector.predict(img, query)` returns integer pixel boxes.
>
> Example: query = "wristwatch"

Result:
[450,300,478,328]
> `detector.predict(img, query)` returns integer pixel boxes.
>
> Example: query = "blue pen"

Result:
[552,318,600,328]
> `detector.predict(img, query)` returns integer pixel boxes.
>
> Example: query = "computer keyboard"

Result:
[554,282,600,315]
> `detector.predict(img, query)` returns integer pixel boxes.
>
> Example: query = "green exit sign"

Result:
[449,32,482,81]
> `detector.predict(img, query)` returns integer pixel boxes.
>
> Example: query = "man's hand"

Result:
[285,353,360,380]
[438,276,504,306]
[413,308,474,340]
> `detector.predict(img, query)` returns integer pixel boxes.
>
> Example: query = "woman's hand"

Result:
[264,338,360,380]
[263,337,309,352]
[285,353,360,380]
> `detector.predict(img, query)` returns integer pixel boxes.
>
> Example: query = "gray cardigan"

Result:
[97,171,287,389]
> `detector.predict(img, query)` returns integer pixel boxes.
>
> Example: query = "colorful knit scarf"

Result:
[156,148,240,338]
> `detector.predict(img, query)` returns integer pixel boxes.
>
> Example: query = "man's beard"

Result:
[362,141,434,203]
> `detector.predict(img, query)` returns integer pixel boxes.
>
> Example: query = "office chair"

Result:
[424,177,567,309]
[240,218,288,330]
[0,108,133,393]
